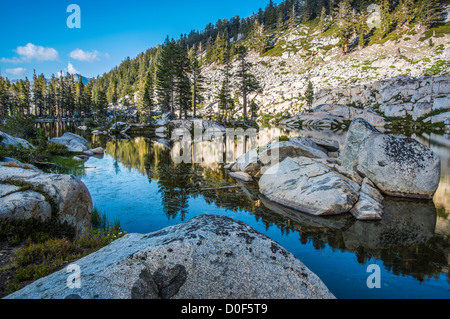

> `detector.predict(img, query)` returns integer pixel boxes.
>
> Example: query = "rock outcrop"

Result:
[0,166,93,238]
[312,76,450,122]
[5,215,335,299]
[0,132,34,149]
[342,118,441,199]
[280,104,387,129]
[259,157,360,216]
[231,137,333,178]
[49,133,90,153]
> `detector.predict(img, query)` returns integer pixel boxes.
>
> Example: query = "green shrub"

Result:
[2,116,37,140]
[47,143,68,155]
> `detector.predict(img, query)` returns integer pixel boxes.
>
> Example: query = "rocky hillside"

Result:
[200,17,450,122]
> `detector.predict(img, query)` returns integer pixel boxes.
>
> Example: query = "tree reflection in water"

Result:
[94,135,450,287]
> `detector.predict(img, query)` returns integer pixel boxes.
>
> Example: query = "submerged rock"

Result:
[0,166,93,238]
[90,147,104,155]
[5,215,335,299]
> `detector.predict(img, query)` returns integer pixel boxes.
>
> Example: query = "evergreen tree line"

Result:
[0,71,110,122]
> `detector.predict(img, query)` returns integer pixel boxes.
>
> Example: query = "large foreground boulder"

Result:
[49,132,89,153]
[259,157,360,216]
[0,166,92,238]
[5,215,335,299]
[342,118,441,199]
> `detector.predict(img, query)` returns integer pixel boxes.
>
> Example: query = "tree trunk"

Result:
[243,92,247,121]
[170,90,174,120]
[193,90,197,119]
[114,103,117,129]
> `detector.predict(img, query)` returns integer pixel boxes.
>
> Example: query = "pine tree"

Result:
[277,9,285,34]
[235,46,261,121]
[250,100,259,121]
[0,76,10,121]
[305,80,314,109]
[357,10,370,49]
[335,0,353,55]
[137,69,154,121]
[157,39,178,119]
[62,74,75,117]
[289,4,297,29]
[94,86,108,118]
[75,76,85,118]
[217,53,233,123]
[212,31,230,64]
[265,0,277,30]
[318,6,328,33]
[174,38,191,119]
[418,0,443,29]
[378,0,393,39]
[189,47,205,119]
[251,20,266,55]
[32,70,46,117]
[20,78,31,116]
[303,0,313,22]
[82,82,92,117]
[46,75,57,117]
[396,0,416,27]
[232,15,241,42]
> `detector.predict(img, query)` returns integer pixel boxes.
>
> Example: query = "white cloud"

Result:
[15,43,59,62]
[57,62,80,77]
[69,49,100,62]
[0,57,22,64]
[1,43,59,64]
[6,67,27,76]
[67,62,79,75]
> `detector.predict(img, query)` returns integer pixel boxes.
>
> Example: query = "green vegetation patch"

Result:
[425,60,450,75]
[1,208,126,296]
[419,22,450,41]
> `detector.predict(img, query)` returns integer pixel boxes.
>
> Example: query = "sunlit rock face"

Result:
[342,118,441,200]
[6,215,335,300]
[259,157,360,216]
[0,166,92,238]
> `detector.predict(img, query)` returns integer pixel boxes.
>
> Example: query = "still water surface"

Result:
[42,122,450,299]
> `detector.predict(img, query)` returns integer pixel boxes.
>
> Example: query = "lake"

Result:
[41,121,450,299]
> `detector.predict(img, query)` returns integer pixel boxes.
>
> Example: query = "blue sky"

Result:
[0,0,273,80]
